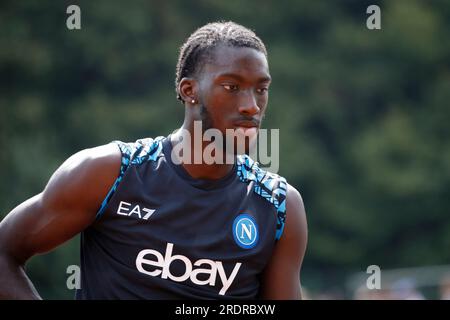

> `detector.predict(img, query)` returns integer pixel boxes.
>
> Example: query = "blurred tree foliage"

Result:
[0,0,449,298]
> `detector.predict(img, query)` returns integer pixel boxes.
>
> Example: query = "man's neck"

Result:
[170,126,235,180]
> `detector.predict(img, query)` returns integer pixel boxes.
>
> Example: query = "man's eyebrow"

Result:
[215,73,272,83]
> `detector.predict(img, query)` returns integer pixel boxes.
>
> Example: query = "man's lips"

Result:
[232,119,260,138]
[233,119,260,128]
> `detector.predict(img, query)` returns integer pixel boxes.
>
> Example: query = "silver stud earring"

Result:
[191,99,195,104]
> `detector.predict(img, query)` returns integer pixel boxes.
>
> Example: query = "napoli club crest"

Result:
[232,214,259,249]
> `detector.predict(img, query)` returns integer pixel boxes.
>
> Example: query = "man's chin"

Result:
[234,126,259,137]
[226,135,258,156]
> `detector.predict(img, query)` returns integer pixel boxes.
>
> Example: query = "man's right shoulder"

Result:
[57,143,122,181]
[41,136,167,216]
[40,143,123,215]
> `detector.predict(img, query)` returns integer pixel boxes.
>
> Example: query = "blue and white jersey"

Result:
[76,135,287,299]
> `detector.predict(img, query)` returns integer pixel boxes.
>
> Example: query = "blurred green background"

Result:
[1,0,449,299]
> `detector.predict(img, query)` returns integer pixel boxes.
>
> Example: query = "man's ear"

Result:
[178,78,198,105]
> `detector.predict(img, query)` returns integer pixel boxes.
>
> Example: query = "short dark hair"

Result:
[175,21,267,102]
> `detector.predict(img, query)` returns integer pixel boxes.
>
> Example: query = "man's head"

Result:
[175,21,271,140]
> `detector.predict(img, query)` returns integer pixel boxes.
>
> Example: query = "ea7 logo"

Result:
[116,201,156,220]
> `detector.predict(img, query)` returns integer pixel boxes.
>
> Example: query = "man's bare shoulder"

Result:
[54,143,121,178]
[41,143,122,214]
[286,184,305,216]
[0,143,123,263]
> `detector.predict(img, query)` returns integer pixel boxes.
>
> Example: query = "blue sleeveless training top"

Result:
[76,135,287,299]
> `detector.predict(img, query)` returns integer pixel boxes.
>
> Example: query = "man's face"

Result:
[196,45,271,140]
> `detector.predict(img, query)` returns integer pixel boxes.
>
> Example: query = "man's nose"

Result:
[238,90,260,116]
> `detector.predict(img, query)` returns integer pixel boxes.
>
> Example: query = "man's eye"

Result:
[222,84,238,92]
[256,87,269,94]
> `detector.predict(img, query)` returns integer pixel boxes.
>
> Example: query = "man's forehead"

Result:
[202,45,270,80]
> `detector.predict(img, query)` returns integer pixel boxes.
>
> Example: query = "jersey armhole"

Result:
[274,179,287,242]
[275,204,286,241]
[95,141,131,220]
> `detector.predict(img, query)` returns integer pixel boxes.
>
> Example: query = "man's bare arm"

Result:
[259,184,308,299]
[0,144,121,299]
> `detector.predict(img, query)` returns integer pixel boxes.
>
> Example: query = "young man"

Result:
[0,21,307,299]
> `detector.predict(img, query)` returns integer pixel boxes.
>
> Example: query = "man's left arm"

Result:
[259,184,308,299]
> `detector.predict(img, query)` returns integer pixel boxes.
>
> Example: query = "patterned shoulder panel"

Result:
[95,136,165,219]
[115,136,164,167]
[236,154,288,241]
